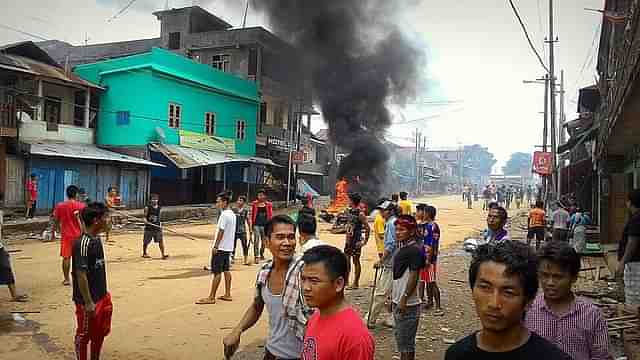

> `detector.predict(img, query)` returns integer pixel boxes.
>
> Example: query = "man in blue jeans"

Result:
[391,215,425,360]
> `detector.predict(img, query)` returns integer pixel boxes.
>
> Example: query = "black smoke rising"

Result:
[250,0,426,203]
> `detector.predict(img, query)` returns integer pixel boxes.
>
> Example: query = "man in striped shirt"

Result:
[525,242,609,360]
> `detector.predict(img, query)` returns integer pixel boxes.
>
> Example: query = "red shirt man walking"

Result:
[52,185,85,286]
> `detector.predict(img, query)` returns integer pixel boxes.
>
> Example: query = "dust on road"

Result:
[0,195,487,360]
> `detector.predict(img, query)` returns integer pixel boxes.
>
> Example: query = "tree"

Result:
[503,152,532,175]
[462,144,497,180]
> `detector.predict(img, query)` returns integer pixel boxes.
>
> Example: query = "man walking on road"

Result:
[72,202,113,360]
[617,189,640,316]
[251,190,273,264]
[25,174,38,219]
[298,214,325,253]
[445,241,571,360]
[223,215,304,360]
[197,192,236,304]
[52,185,86,286]
[300,245,375,360]
[142,194,168,260]
[233,196,251,265]
[550,202,570,243]
[527,201,546,250]
[421,205,442,315]
[525,242,609,360]
[368,201,398,329]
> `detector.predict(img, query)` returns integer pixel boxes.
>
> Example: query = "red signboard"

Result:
[533,151,553,175]
[292,151,305,164]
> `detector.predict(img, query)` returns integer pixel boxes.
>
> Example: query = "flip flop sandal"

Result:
[195,298,216,305]
[162,255,169,260]
[218,296,233,302]
[142,254,151,258]
[11,295,29,302]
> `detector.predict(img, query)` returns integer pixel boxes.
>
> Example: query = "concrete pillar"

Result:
[84,88,90,128]
[37,79,43,121]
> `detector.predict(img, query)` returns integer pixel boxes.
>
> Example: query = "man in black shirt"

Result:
[142,194,167,259]
[72,202,112,360]
[445,241,570,360]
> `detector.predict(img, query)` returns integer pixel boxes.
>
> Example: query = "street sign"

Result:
[292,151,305,164]
[532,151,552,175]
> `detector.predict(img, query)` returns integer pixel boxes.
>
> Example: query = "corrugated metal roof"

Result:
[5,54,102,89]
[28,141,163,167]
[151,143,278,169]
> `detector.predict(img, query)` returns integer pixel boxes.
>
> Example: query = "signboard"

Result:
[267,136,292,151]
[292,150,305,164]
[532,151,552,175]
[179,130,235,153]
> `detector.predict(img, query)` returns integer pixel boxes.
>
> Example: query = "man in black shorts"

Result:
[445,241,571,360]
[344,193,370,289]
[142,194,168,259]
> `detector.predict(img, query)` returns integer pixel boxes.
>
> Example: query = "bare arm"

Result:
[622,236,640,265]
[74,211,85,235]
[405,270,419,298]
[213,229,224,250]
[77,271,96,314]
[360,213,370,243]
[223,299,265,357]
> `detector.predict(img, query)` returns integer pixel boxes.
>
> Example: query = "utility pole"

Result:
[543,74,549,203]
[415,130,420,195]
[547,0,557,203]
[557,70,565,196]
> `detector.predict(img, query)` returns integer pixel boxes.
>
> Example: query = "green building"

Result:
[75,47,275,204]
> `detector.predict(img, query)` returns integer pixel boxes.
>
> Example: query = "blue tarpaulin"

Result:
[297,179,320,198]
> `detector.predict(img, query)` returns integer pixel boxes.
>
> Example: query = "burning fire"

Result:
[325,178,350,215]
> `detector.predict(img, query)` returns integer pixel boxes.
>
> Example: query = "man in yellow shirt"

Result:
[373,205,386,259]
[398,191,414,216]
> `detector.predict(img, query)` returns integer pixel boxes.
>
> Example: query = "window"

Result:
[259,102,267,134]
[205,112,215,136]
[168,32,181,50]
[44,97,61,131]
[116,111,130,126]
[248,48,258,78]
[212,54,230,72]
[168,103,181,129]
[236,120,246,141]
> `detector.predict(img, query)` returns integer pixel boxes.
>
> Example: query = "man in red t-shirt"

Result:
[52,185,85,286]
[25,174,38,219]
[301,245,374,360]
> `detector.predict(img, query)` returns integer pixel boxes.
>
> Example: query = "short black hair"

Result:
[217,192,230,203]
[81,202,109,227]
[302,245,349,282]
[66,185,79,199]
[348,192,361,205]
[538,241,581,276]
[469,241,539,303]
[628,189,640,209]
[257,189,266,195]
[425,205,437,219]
[488,201,499,209]
[237,195,247,202]
[265,214,296,238]
[391,193,399,201]
[30,173,37,178]
[416,203,427,211]
[493,206,508,221]
[535,200,544,208]
[297,214,317,235]
[399,191,408,200]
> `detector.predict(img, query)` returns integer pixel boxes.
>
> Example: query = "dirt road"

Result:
[0,195,487,360]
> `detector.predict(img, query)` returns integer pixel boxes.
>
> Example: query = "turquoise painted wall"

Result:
[74,48,258,156]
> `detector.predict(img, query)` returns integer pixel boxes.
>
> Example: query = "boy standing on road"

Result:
[525,242,609,360]
[234,196,251,265]
[197,192,236,304]
[344,193,370,289]
[251,190,273,263]
[25,174,38,219]
[104,187,123,243]
[373,201,387,259]
[72,202,113,360]
[422,205,442,315]
[52,185,86,286]
[398,191,414,216]
[391,215,425,360]
[550,202,570,242]
[301,245,375,359]
[445,241,571,360]
[223,215,304,360]
[142,194,167,260]
[527,201,546,250]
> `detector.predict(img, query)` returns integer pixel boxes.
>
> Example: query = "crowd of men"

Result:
[4,183,640,360]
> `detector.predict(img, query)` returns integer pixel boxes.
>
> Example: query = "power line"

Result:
[536,0,547,60]
[0,23,49,41]
[570,21,601,103]
[507,0,550,73]
[107,0,139,23]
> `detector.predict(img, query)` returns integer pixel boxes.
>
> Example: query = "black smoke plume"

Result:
[250,0,426,203]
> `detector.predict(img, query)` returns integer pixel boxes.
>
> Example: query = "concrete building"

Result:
[0,41,161,213]
[74,47,274,205]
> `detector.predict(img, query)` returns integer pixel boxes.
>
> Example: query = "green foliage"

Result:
[502,152,532,175]
[462,144,497,178]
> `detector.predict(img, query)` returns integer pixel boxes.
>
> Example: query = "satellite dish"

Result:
[155,127,166,143]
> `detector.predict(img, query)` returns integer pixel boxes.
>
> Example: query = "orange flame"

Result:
[325,178,350,214]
